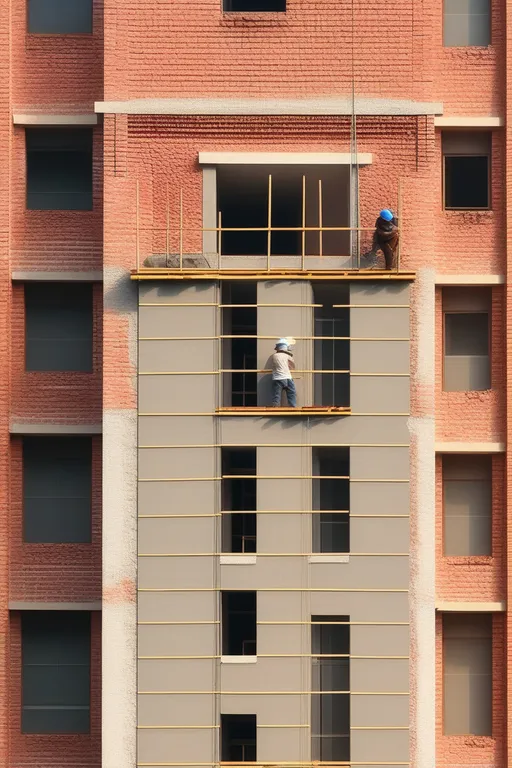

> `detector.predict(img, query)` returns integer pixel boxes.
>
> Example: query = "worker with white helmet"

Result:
[271,338,296,407]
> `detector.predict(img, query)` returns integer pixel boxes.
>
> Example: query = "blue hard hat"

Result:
[380,208,393,222]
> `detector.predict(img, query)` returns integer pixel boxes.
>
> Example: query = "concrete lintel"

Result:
[10,423,102,435]
[13,113,98,126]
[436,600,506,612]
[199,151,372,165]
[12,270,103,283]
[95,96,443,117]
[219,555,257,565]
[436,273,505,285]
[435,441,505,454]
[221,655,258,664]
[434,116,503,128]
[9,601,102,611]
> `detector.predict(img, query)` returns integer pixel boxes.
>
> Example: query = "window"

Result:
[28,0,92,34]
[222,282,257,407]
[221,715,257,761]
[224,0,285,11]
[222,448,257,553]
[312,448,350,554]
[23,437,92,543]
[217,165,349,257]
[22,611,91,733]
[313,284,350,407]
[443,613,492,735]
[443,455,492,556]
[443,287,490,391]
[222,591,256,655]
[443,132,491,210]
[25,282,93,372]
[311,616,350,761]
[444,0,490,47]
[26,128,93,210]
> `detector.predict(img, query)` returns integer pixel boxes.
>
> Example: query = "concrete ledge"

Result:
[434,116,503,128]
[9,601,102,611]
[309,555,350,564]
[12,270,103,282]
[436,273,504,285]
[199,151,372,165]
[13,113,98,126]
[436,601,505,612]
[220,555,257,565]
[95,96,443,116]
[221,655,257,664]
[11,423,102,435]
[435,441,505,454]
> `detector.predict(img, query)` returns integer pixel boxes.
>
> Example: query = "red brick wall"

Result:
[436,612,506,768]
[9,435,102,603]
[10,282,102,424]
[9,611,102,768]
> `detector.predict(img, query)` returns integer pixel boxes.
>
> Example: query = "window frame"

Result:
[442,0,491,48]
[442,307,491,391]
[26,0,93,36]
[442,151,491,211]
[442,455,493,557]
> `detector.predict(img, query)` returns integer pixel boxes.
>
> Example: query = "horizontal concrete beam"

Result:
[199,151,372,165]
[13,113,98,126]
[436,273,504,285]
[435,441,505,454]
[12,270,103,282]
[436,601,506,612]
[95,96,444,116]
[434,116,503,128]
[11,423,102,435]
[9,601,102,611]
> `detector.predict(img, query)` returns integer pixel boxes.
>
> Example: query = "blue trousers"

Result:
[272,378,297,407]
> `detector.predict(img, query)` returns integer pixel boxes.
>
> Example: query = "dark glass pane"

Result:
[445,156,489,209]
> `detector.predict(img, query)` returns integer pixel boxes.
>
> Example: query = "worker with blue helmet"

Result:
[365,207,399,270]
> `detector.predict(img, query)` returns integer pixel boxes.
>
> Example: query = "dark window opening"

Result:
[445,156,489,209]
[28,0,92,34]
[22,611,91,733]
[443,287,491,392]
[23,436,92,543]
[312,615,350,761]
[217,165,350,257]
[443,455,492,556]
[445,312,489,356]
[443,0,490,47]
[222,448,257,553]
[26,128,93,211]
[222,282,257,407]
[221,714,257,762]
[25,282,93,372]
[224,0,285,10]
[312,448,350,553]
[222,591,256,655]
[313,284,350,406]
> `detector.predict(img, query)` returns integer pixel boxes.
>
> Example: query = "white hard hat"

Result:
[277,338,288,347]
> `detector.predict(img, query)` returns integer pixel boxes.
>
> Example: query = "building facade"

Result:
[0,1,510,768]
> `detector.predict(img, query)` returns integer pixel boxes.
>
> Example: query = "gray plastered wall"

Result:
[137,279,411,767]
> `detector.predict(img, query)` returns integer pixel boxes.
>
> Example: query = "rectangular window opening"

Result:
[222,591,256,655]
[222,448,257,553]
[222,282,257,407]
[28,0,93,34]
[25,282,93,372]
[221,714,257,762]
[443,287,490,392]
[313,284,350,407]
[443,454,492,556]
[26,128,93,211]
[217,165,350,257]
[311,615,350,761]
[443,613,492,735]
[443,132,491,210]
[22,611,91,733]
[443,0,490,47]
[312,448,350,554]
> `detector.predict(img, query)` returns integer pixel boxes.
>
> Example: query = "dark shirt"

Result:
[375,215,398,232]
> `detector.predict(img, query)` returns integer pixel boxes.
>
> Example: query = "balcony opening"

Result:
[221,714,257,762]
[222,448,257,553]
[222,591,257,655]
[313,284,350,407]
[312,448,350,554]
[217,165,350,257]
[222,282,257,407]
[311,615,350,761]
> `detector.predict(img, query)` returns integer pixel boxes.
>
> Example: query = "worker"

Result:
[368,208,399,270]
[271,339,296,407]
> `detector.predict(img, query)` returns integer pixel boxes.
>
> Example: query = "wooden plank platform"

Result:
[131,269,415,282]
[216,407,350,417]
